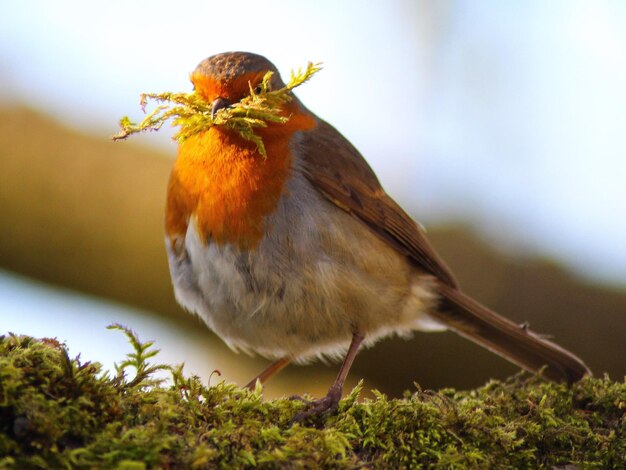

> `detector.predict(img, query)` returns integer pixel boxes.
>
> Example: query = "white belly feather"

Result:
[166,170,445,363]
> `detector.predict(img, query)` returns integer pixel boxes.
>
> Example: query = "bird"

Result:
[164,51,591,419]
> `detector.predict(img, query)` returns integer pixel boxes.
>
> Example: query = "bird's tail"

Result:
[433,284,591,383]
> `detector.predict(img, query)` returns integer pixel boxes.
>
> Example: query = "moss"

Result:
[112,62,322,157]
[1,327,624,469]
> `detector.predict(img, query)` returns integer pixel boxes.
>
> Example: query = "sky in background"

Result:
[1,0,625,284]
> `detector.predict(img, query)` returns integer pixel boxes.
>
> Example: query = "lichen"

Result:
[1,327,624,468]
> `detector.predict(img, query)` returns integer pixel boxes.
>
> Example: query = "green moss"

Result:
[112,62,322,157]
[1,327,624,468]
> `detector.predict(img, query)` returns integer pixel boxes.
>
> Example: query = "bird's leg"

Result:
[245,357,290,390]
[293,332,364,422]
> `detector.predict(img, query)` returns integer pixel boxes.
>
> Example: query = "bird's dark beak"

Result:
[211,97,231,119]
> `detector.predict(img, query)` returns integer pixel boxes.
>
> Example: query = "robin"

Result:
[164,51,590,419]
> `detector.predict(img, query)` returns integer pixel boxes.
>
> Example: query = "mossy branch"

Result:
[1,331,624,468]
[112,62,322,157]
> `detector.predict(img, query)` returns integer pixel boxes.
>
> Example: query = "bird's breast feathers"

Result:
[166,127,293,249]
[166,154,444,362]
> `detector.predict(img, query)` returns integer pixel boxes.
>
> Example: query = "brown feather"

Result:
[298,116,591,383]
[298,118,459,289]
[436,284,590,383]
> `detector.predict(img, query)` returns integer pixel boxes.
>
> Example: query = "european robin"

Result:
[165,52,590,419]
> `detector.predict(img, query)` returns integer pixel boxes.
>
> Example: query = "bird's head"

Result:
[190,52,287,118]
[186,51,317,159]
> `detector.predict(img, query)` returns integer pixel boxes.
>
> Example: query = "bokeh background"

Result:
[1,0,625,398]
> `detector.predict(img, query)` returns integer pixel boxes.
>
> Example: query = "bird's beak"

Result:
[211,97,231,119]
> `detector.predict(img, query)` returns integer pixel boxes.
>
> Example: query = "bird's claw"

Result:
[288,394,311,404]
[290,387,342,424]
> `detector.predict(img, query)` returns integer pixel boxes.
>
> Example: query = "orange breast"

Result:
[166,109,315,249]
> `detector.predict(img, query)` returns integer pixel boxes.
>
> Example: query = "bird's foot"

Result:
[291,386,342,423]
[288,394,310,404]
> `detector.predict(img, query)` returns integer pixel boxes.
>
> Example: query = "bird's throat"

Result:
[166,125,304,250]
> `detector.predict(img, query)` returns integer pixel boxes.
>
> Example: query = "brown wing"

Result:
[297,118,591,383]
[298,118,459,289]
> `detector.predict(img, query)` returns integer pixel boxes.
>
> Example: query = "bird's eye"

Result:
[254,82,270,94]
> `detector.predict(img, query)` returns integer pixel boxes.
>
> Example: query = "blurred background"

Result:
[1,0,625,398]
